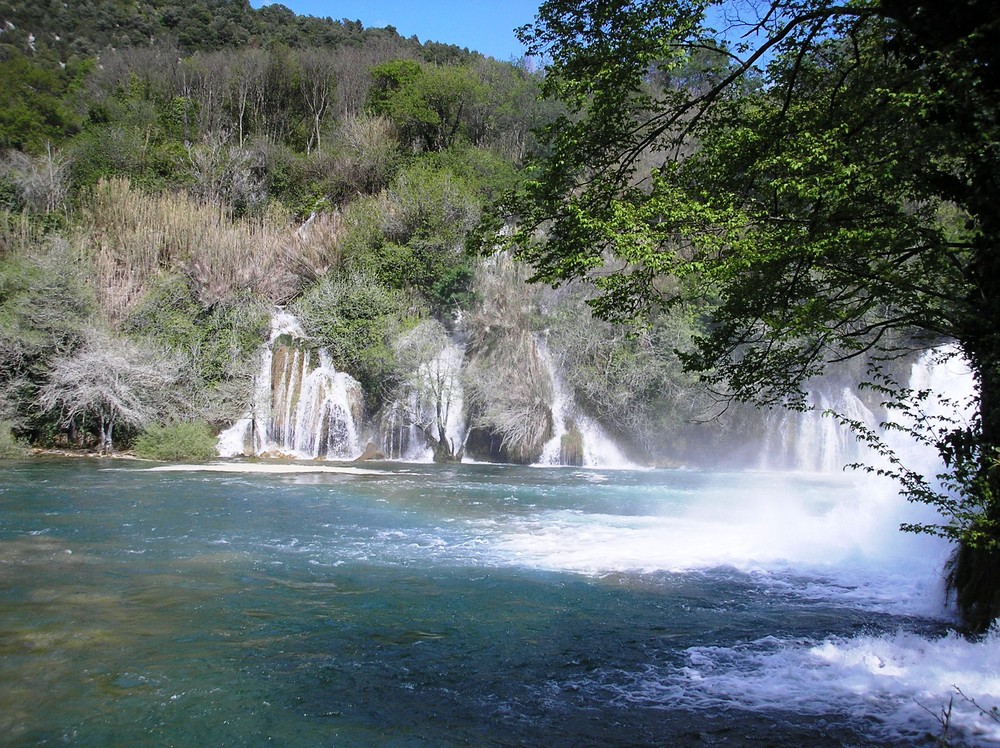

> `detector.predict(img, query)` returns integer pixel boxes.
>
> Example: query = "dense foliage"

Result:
[133,420,219,461]
[509,0,999,631]
[0,0,555,454]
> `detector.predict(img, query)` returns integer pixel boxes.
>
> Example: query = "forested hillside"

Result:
[0,0,729,465]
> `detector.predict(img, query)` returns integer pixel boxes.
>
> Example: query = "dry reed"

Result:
[80,178,342,324]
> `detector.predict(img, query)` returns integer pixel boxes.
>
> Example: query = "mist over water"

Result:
[3,456,999,746]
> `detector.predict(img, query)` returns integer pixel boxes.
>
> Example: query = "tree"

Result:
[0,230,93,436]
[38,329,185,453]
[229,48,267,147]
[506,1,1000,631]
[368,60,486,151]
[295,48,337,153]
[392,319,465,463]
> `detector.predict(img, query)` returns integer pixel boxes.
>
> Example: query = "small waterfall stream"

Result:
[380,337,467,461]
[217,311,364,459]
[535,337,633,469]
[381,391,429,461]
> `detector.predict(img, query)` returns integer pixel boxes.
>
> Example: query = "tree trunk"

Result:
[99,413,114,455]
[945,362,1000,633]
[947,232,1000,633]
[417,420,461,464]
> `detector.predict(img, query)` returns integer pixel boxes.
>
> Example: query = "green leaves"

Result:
[508,1,1000,621]
[368,61,487,152]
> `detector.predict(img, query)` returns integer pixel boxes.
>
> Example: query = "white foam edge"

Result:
[140,462,381,475]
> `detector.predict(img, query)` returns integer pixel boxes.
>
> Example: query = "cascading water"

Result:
[758,345,977,474]
[217,311,364,459]
[381,392,429,461]
[534,337,633,469]
[759,385,880,472]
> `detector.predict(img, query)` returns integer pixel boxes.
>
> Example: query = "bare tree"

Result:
[230,49,267,147]
[183,51,235,137]
[2,145,71,214]
[296,48,337,154]
[393,319,465,462]
[38,330,185,453]
[331,39,415,119]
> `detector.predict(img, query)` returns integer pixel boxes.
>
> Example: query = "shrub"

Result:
[294,271,419,400]
[133,421,218,461]
[338,160,482,311]
[0,235,93,435]
[0,420,28,458]
[329,114,400,199]
[545,291,713,460]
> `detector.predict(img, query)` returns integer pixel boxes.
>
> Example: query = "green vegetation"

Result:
[509,0,999,631]
[133,420,218,461]
[0,0,551,457]
[0,419,28,458]
[295,271,414,401]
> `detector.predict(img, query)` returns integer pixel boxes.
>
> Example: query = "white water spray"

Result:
[759,385,880,472]
[382,337,467,461]
[492,346,994,745]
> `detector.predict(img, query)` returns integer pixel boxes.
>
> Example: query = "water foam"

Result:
[488,472,951,616]
[640,629,1000,745]
[535,337,634,469]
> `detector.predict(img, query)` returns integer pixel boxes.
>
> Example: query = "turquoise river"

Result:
[2,459,1000,746]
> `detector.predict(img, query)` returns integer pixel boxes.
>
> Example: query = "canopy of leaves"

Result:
[369,60,488,152]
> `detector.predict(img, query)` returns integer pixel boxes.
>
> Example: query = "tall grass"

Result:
[81,178,339,324]
[0,210,46,259]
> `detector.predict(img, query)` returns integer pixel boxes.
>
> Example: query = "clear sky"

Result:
[250,1,543,61]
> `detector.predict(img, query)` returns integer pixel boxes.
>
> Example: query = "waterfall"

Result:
[217,311,364,459]
[759,386,880,472]
[888,344,977,470]
[535,338,633,469]
[381,391,429,461]
[758,344,978,473]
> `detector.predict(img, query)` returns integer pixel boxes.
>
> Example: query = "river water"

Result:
[2,459,999,746]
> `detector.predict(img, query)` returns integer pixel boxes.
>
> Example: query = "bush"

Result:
[294,271,419,400]
[338,160,482,311]
[133,421,218,461]
[0,420,28,458]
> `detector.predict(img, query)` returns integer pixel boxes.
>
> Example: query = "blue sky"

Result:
[251,1,542,61]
